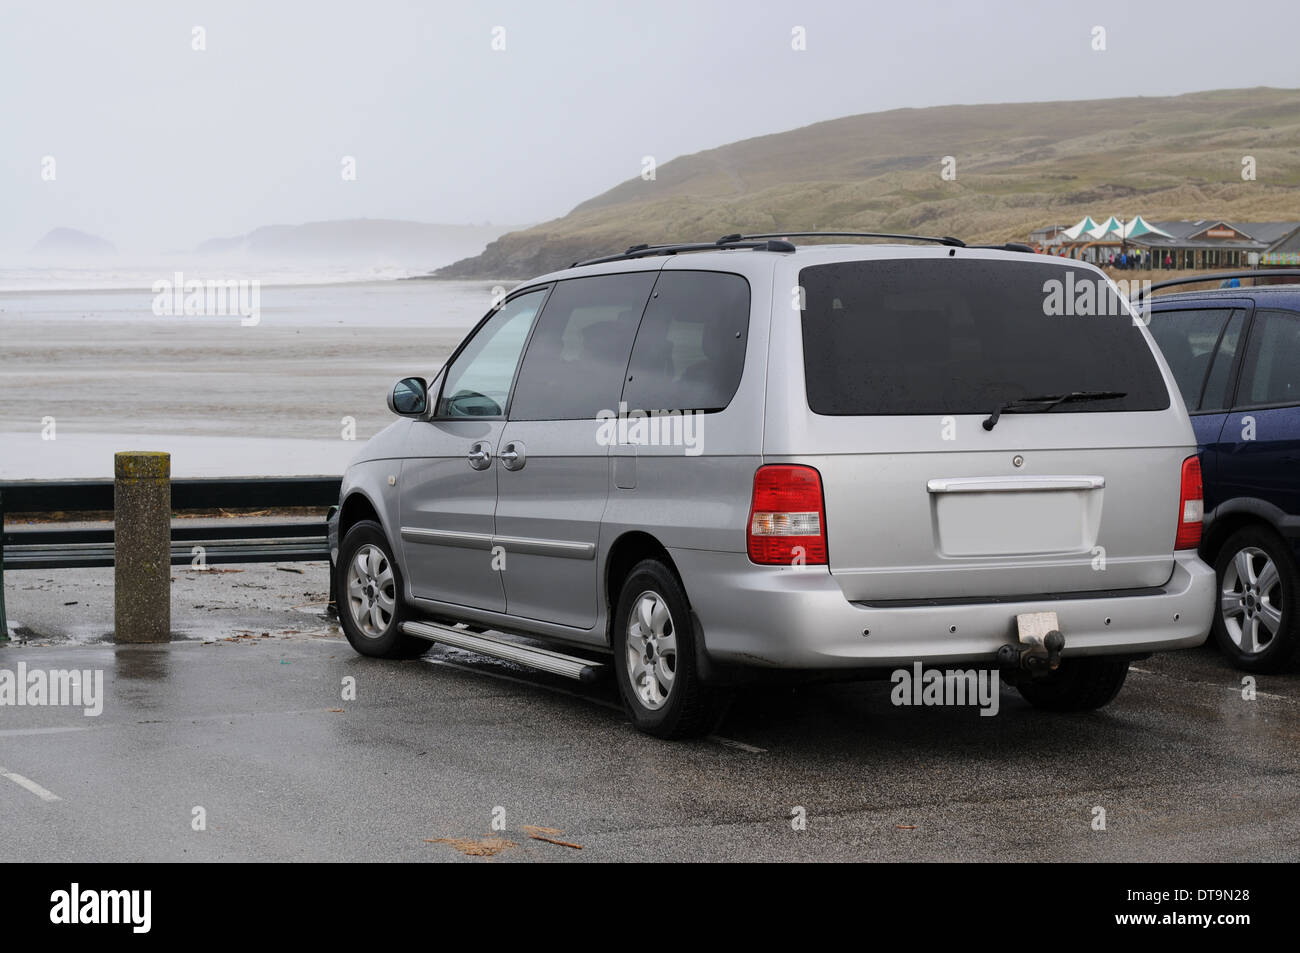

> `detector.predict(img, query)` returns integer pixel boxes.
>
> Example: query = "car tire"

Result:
[1211,526,1300,673]
[335,520,428,660]
[612,559,723,739]
[1016,656,1130,712]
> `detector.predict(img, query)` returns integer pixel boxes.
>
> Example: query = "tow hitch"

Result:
[997,611,1065,679]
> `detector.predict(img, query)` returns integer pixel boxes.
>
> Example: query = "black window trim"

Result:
[1229,306,1300,413]
[1150,300,1253,416]
[504,268,662,421]
[616,268,753,416]
[428,282,554,422]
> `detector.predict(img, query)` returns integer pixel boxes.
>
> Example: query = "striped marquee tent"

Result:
[1121,216,1171,240]
[1059,216,1100,241]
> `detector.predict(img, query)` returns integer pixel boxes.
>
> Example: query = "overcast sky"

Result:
[2,0,1298,254]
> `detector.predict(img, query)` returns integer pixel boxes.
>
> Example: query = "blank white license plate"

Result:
[932,490,1091,556]
[1016,611,1060,645]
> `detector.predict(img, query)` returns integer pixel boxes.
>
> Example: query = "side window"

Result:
[622,271,750,413]
[435,288,546,418]
[1239,310,1300,407]
[509,272,656,420]
[1147,307,1237,411]
[1199,311,1245,411]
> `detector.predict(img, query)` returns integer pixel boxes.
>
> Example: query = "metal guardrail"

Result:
[0,476,341,513]
[0,477,341,571]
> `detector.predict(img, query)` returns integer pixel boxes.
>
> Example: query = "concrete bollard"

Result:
[114,452,171,643]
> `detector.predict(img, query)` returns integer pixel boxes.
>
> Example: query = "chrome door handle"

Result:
[467,441,493,470]
[499,441,526,471]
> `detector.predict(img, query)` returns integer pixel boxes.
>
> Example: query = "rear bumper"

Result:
[671,548,1215,670]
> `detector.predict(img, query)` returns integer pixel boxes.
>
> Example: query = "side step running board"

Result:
[402,620,606,683]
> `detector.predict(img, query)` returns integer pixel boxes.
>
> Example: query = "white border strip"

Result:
[0,766,62,802]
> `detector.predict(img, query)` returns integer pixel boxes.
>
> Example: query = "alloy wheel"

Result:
[625,590,678,710]
[1220,545,1283,655]
[347,544,397,639]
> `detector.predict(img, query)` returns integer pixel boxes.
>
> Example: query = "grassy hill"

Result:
[436,87,1300,279]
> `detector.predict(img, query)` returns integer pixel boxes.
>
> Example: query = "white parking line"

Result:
[0,726,90,738]
[1129,665,1294,702]
[0,767,62,802]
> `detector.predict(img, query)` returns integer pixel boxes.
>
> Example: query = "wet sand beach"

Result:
[0,280,495,478]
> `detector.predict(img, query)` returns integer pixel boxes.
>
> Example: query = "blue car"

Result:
[1147,272,1300,671]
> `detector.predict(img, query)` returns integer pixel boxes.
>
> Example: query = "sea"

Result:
[0,264,510,480]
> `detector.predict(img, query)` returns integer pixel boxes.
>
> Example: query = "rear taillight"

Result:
[747,465,827,565]
[1175,455,1203,550]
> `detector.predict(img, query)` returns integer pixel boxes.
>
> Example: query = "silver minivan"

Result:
[329,233,1216,737]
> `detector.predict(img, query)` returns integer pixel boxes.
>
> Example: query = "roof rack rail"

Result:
[1133,268,1300,303]
[571,237,795,269]
[733,231,966,248]
[969,242,1036,253]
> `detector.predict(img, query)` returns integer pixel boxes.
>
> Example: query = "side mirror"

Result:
[387,377,428,417]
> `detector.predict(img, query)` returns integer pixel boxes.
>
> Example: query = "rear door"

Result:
[772,254,1191,602]
[494,272,657,629]
[1147,301,1248,497]
[1216,309,1300,516]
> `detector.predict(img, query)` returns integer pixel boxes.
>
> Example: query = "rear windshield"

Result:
[799,259,1171,416]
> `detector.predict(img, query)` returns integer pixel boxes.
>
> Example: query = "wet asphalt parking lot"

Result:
[2,562,1297,862]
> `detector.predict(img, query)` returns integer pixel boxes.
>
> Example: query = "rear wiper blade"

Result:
[982,391,1127,431]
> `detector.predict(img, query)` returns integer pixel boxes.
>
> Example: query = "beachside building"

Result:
[1029,224,1069,247]
[1032,218,1300,268]
[1260,225,1300,267]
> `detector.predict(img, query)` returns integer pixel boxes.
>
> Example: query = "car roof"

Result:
[517,242,1099,292]
[1152,284,1300,309]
